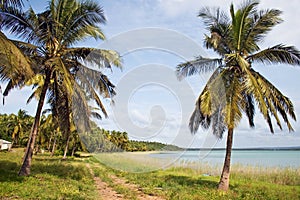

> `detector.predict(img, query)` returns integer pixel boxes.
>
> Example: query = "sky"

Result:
[1,0,300,148]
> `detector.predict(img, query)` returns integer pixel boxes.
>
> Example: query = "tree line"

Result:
[0,110,180,154]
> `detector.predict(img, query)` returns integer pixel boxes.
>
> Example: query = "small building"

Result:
[0,139,12,150]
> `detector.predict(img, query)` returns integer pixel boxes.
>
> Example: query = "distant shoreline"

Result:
[184,147,300,151]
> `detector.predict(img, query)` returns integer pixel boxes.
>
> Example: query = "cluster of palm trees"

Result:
[1,0,299,191]
[0,110,32,148]
[0,0,121,176]
[0,110,82,156]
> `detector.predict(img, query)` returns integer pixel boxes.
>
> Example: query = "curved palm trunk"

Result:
[50,135,57,157]
[218,128,234,191]
[47,135,53,151]
[62,134,70,160]
[8,139,14,151]
[18,72,51,176]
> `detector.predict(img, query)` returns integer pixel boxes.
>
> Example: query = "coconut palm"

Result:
[7,109,32,149]
[0,0,121,176]
[177,1,300,191]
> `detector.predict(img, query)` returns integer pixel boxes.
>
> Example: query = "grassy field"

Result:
[0,149,299,200]
[0,149,98,199]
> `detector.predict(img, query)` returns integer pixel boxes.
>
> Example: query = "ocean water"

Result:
[149,150,300,168]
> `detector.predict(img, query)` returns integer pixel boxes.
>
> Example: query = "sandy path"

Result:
[87,164,123,200]
[109,174,165,200]
[86,164,165,200]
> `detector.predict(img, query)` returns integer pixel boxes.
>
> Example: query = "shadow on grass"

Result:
[30,160,91,181]
[0,160,24,182]
[163,174,218,189]
[34,157,65,162]
[0,158,90,183]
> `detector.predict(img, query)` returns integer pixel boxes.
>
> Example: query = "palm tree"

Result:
[7,109,32,149]
[0,0,121,176]
[177,1,300,191]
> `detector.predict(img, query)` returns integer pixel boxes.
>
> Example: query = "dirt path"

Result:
[109,174,164,200]
[86,164,165,200]
[87,164,123,200]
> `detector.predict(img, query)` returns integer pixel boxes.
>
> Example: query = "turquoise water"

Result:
[149,150,300,168]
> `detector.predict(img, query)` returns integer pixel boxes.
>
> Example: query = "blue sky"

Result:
[1,0,300,148]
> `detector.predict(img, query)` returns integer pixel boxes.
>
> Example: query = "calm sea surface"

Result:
[149,150,300,168]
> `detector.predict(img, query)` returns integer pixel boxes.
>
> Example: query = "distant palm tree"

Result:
[7,109,32,149]
[1,0,121,176]
[177,1,300,191]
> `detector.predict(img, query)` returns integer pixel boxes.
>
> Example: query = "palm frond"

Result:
[75,68,111,117]
[230,0,259,51]
[223,69,243,129]
[198,7,230,30]
[0,32,33,83]
[65,48,122,69]
[91,112,102,120]
[250,69,296,132]
[247,44,300,65]
[50,0,106,46]
[237,56,271,129]
[199,7,232,53]
[26,86,42,104]
[211,106,226,138]
[189,106,211,134]
[77,64,116,99]
[242,94,255,127]
[245,9,282,50]
[189,67,226,136]
[72,81,92,133]
[0,6,41,44]
[176,56,221,80]
[11,39,41,57]
[0,0,24,10]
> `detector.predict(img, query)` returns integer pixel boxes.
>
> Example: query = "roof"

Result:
[0,139,12,144]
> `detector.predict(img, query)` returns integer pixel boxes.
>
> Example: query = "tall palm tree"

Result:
[177,1,300,191]
[1,0,121,176]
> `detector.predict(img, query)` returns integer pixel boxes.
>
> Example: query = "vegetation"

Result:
[0,149,98,199]
[0,0,299,197]
[176,1,300,190]
[1,149,299,200]
[126,141,182,152]
[0,0,121,175]
[0,110,32,146]
[117,166,300,200]
[0,111,180,154]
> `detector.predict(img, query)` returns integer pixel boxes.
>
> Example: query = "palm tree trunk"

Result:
[71,144,76,157]
[51,136,57,157]
[62,134,71,160]
[218,128,234,191]
[8,139,14,151]
[48,135,52,151]
[18,72,51,176]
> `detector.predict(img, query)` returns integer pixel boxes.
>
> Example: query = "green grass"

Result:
[111,166,300,200]
[94,153,300,200]
[0,149,98,200]
[1,149,299,200]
